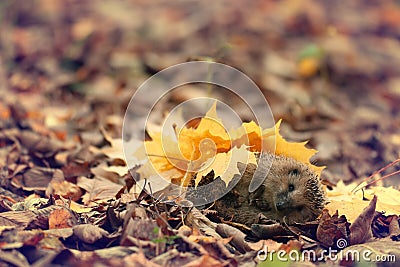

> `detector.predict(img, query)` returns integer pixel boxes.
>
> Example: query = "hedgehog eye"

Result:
[288,184,295,192]
[289,169,300,176]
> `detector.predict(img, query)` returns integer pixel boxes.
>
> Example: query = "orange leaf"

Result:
[48,208,76,229]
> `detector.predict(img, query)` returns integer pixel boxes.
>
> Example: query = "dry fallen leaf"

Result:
[77,176,124,205]
[73,224,109,244]
[48,208,77,229]
[326,181,400,222]
[349,195,377,245]
[48,180,82,201]
[0,211,37,230]
[316,209,350,248]
[215,223,253,253]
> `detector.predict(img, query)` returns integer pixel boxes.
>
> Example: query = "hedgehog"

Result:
[213,152,326,226]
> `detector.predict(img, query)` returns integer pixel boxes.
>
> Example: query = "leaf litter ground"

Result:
[0,1,400,266]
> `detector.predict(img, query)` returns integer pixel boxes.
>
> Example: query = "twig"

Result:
[352,158,400,193]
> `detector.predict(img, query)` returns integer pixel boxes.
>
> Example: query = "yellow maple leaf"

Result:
[231,119,324,176]
[230,121,263,152]
[265,120,324,176]
[195,145,257,186]
[177,102,231,161]
[136,102,232,185]
[135,132,188,182]
[143,132,187,172]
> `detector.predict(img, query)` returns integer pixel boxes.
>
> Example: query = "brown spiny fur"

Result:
[214,153,325,226]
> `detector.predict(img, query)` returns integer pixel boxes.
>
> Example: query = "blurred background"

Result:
[1,0,400,184]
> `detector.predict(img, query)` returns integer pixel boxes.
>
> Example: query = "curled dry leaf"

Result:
[91,163,122,183]
[184,208,220,239]
[216,223,252,253]
[77,176,123,205]
[121,217,159,245]
[316,209,350,248]
[372,213,397,238]
[349,195,377,245]
[73,224,109,244]
[18,130,64,157]
[48,180,82,201]
[0,249,30,267]
[61,161,91,179]
[195,236,235,261]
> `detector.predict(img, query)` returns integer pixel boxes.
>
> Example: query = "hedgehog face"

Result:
[251,154,325,223]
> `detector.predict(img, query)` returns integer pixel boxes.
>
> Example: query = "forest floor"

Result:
[0,1,399,266]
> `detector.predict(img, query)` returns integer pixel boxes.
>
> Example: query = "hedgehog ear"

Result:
[288,168,300,176]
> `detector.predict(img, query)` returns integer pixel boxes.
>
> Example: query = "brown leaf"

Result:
[22,232,44,246]
[61,161,91,179]
[151,249,198,267]
[47,180,82,201]
[77,176,123,205]
[73,224,109,244]
[349,195,377,245]
[91,164,121,183]
[18,130,63,157]
[67,145,97,164]
[216,223,252,253]
[22,167,60,191]
[197,237,235,260]
[316,209,350,248]
[388,215,400,235]
[6,141,21,166]
[0,211,36,229]
[48,208,77,229]
[122,219,158,242]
